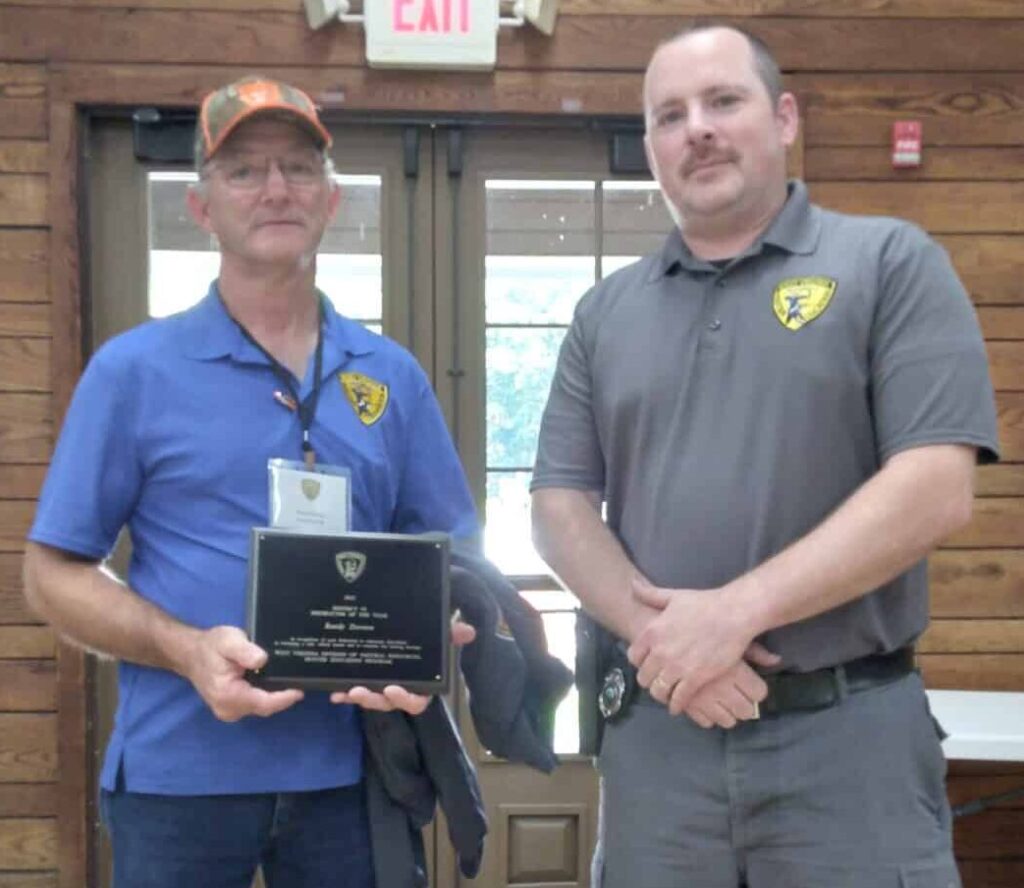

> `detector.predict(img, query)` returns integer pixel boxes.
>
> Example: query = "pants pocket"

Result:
[899,859,962,888]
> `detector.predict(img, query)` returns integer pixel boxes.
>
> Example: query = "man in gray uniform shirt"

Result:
[531,23,999,888]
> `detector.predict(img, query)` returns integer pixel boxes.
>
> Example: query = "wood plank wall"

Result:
[0,1,1022,886]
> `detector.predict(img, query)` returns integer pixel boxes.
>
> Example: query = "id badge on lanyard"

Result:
[268,458,351,535]
[228,294,352,534]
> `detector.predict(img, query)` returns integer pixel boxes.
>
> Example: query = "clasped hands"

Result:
[185,619,476,723]
[627,577,779,729]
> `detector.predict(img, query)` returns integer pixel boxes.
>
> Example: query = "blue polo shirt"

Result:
[30,285,477,795]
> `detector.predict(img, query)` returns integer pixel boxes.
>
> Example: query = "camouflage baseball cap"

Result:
[194,76,332,166]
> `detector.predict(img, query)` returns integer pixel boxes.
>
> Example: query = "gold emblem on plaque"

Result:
[335,551,367,583]
[772,277,837,331]
[301,478,321,501]
[339,372,389,426]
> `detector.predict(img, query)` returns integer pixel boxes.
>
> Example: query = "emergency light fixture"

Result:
[303,0,559,69]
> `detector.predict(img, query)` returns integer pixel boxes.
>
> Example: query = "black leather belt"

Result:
[757,646,915,718]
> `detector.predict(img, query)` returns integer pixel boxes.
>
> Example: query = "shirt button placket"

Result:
[699,277,725,349]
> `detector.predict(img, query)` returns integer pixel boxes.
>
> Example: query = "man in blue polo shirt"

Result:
[24,77,476,887]
[532,23,998,888]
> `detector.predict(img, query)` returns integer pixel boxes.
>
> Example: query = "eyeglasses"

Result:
[205,153,327,191]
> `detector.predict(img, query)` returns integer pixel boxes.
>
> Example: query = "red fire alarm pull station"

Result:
[892,121,922,168]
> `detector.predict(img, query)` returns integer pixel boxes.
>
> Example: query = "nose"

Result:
[260,160,290,198]
[686,109,715,144]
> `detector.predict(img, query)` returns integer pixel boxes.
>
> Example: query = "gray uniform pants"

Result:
[593,672,960,888]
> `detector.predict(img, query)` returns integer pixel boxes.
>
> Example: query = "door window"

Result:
[147,171,385,331]
[480,176,670,753]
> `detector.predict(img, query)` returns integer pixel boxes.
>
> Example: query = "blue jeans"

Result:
[100,782,374,888]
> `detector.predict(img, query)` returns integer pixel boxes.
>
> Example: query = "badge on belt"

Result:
[599,665,636,721]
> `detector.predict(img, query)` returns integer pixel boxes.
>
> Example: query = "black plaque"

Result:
[246,528,450,693]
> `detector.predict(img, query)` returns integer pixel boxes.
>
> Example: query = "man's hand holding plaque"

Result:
[246,529,457,698]
[330,616,476,714]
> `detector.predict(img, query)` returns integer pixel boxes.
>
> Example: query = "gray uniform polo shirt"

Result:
[532,181,999,671]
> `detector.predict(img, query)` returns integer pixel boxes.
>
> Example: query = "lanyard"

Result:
[227,296,325,467]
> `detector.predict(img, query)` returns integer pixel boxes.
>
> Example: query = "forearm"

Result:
[728,444,976,640]
[23,542,201,675]
[531,488,657,641]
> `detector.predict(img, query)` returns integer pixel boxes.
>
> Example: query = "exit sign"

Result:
[365,0,499,70]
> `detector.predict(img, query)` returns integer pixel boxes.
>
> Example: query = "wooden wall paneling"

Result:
[920,621,1024,654]
[949,498,1024,548]
[0,502,36,550]
[989,343,1024,393]
[1,7,367,66]
[940,236,1024,307]
[0,714,56,782]
[49,63,645,118]
[0,231,48,304]
[948,760,1024,787]
[0,818,57,869]
[46,95,77,426]
[0,467,47,502]
[0,552,38,624]
[0,174,47,226]
[0,340,49,394]
[0,64,47,141]
[526,17,1024,72]
[0,304,49,338]
[807,182,1024,234]
[0,141,47,175]
[0,661,55,711]
[46,92,91,888]
[919,654,1024,690]
[0,394,52,464]
[4,0,296,7]
[977,308,1024,341]
[564,0,1024,14]
[0,875,56,888]
[0,783,57,818]
[796,74,1024,147]
[3,0,1024,16]
[930,550,1024,618]
[957,861,1024,888]
[5,12,1024,71]
[994,393,1024,460]
[753,0,1024,14]
[954,809,1024,858]
[976,465,1024,497]
[0,626,55,659]
[503,18,1024,73]
[805,146,1024,182]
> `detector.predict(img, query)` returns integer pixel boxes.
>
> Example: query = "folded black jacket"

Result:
[363,550,574,887]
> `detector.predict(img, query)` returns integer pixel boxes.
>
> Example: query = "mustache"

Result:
[682,151,737,177]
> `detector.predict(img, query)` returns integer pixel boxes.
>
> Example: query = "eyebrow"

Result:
[648,82,752,113]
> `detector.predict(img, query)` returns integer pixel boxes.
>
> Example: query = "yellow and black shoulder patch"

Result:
[772,276,838,331]
[339,371,389,426]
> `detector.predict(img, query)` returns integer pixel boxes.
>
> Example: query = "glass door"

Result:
[438,127,672,887]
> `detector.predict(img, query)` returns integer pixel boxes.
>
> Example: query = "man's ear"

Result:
[326,178,342,223]
[777,91,800,148]
[185,184,213,234]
